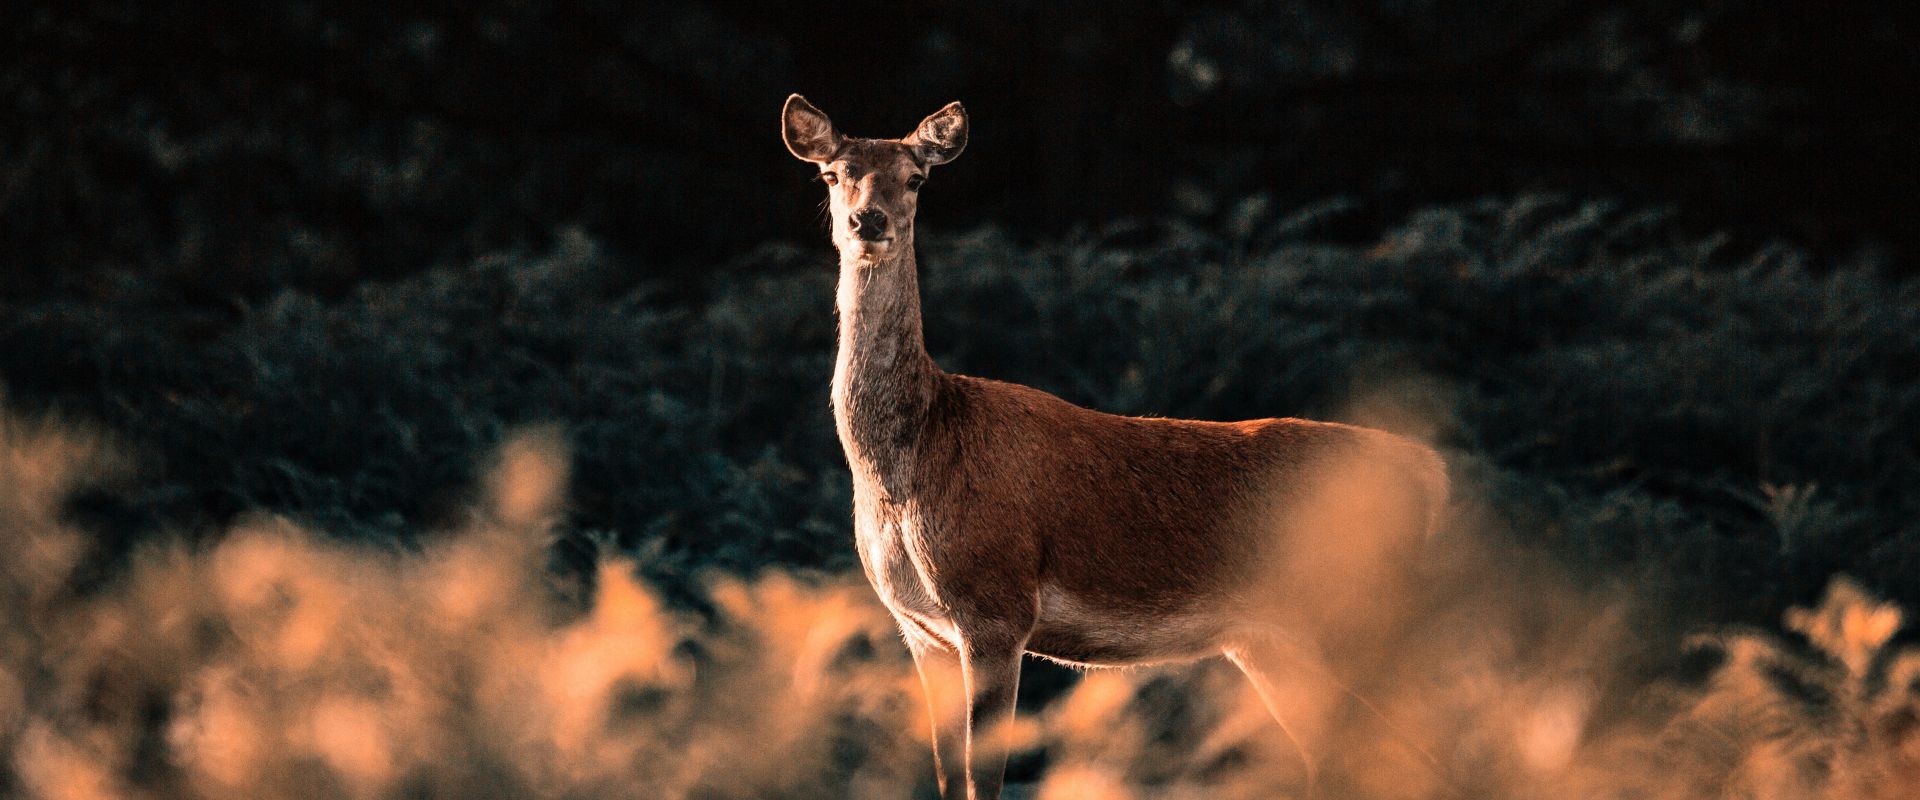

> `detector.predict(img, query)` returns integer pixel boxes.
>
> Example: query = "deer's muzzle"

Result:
[851,209,891,241]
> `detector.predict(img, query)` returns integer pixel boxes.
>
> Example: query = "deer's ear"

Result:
[906,101,968,166]
[782,94,841,163]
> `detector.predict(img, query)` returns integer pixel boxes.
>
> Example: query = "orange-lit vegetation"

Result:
[4,413,1917,799]
[1,418,922,799]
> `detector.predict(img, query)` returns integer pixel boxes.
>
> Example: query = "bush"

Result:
[2,197,1915,622]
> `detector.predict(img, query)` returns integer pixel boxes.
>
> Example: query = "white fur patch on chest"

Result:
[855,512,958,646]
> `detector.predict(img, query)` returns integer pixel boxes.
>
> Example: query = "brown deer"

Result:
[782,94,1449,800]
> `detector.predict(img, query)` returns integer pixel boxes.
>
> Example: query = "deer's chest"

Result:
[853,503,959,646]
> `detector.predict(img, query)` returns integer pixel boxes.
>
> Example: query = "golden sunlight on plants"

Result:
[0,413,925,800]
[1649,579,1920,799]
[1,410,1917,799]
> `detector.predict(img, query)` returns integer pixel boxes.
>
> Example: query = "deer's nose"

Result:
[851,209,890,240]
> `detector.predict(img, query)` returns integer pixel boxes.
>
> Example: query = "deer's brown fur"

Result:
[783,94,1448,800]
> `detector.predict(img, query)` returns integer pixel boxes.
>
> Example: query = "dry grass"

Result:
[4,411,1917,799]
[1,417,922,799]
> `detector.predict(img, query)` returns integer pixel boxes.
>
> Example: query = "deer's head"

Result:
[783,94,968,262]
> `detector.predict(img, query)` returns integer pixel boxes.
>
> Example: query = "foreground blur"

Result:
[2,413,1916,799]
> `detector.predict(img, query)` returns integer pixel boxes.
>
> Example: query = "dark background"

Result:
[7,0,1917,303]
[3,1,1918,628]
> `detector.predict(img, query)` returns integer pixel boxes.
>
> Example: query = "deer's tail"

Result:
[1407,443,1451,538]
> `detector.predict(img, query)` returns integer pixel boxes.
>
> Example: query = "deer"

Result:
[781,94,1450,800]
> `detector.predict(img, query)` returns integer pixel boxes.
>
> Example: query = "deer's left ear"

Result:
[906,102,968,166]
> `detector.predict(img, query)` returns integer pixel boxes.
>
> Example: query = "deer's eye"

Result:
[821,171,839,186]
[906,175,925,191]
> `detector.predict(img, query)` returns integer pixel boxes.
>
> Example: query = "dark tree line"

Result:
[5,0,1917,305]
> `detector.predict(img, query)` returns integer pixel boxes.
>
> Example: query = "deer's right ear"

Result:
[782,94,841,163]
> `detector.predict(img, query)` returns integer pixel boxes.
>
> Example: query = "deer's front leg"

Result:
[907,634,967,799]
[958,630,1026,800]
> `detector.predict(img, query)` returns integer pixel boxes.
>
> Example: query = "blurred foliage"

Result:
[4,398,1916,798]
[5,0,1918,303]
[2,197,1915,626]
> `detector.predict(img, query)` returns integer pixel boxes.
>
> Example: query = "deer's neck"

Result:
[832,243,938,501]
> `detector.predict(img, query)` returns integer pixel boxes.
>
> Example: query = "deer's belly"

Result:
[1026,584,1229,667]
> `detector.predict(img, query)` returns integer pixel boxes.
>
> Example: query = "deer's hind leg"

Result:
[1223,633,1345,795]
